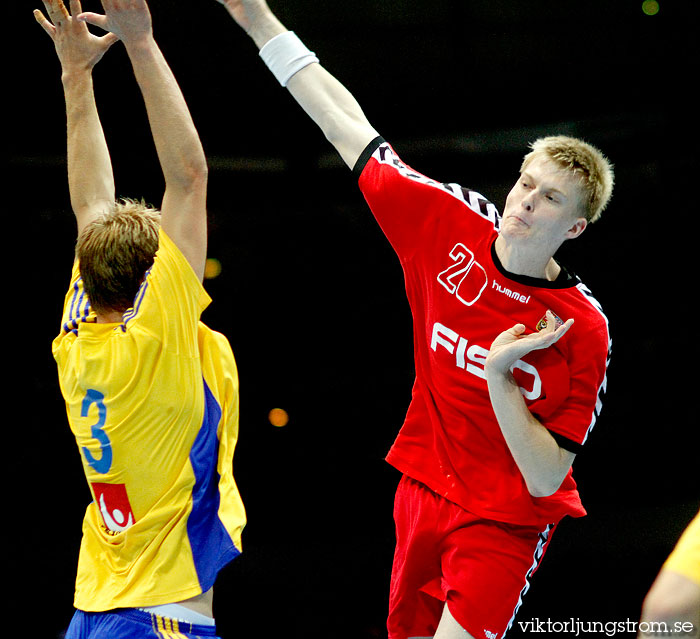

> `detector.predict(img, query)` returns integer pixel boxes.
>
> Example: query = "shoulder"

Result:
[149,229,208,300]
[120,229,211,336]
[355,137,501,229]
[559,279,611,356]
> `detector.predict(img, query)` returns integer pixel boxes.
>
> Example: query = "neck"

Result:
[494,235,561,281]
[96,310,124,324]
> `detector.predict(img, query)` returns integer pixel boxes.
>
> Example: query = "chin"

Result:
[500,220,529,240]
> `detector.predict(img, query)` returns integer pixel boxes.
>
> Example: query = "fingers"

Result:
[542,315,574,347]
[519,313,574,352]
[75,11,109,30]
[40,0,70,26]
[69,0,83,20]
[33,9,56,37]
[554,317,574,339]
[511,323,527,336]
[34,0,85,35]
[542,310,562,331]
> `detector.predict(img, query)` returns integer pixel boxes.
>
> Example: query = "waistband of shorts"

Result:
[113,608,219,636]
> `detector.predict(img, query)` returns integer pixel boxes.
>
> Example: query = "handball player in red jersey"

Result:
[213,1,614,637]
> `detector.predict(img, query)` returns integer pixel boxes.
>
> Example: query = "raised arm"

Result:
[34,0,119,236]
[217,0,379,169]
[79,1,209,280]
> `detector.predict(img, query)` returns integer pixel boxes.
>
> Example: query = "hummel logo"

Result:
[491,279,531,304]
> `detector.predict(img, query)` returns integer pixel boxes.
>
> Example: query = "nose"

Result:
[521,194,534,212]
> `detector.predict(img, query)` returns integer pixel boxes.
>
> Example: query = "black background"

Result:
[9,1,698,637]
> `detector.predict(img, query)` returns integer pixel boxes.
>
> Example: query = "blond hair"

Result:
[76,198,161,314]
[521,136,614,223]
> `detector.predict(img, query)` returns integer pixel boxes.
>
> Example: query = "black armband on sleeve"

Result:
[352,135,386,181]
[548,429,584,455]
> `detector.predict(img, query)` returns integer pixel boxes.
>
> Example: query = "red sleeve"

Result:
[537,292,611,452]
[545,312,610,447]
[355,137,500,262]
[512,284,611,455]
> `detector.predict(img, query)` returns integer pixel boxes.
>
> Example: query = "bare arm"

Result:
[484,311,577,498]
[639,512,700,636]
[79,1,209,280]
[217,0,379,169]
[639,570,700,635]
[34,0,119,236]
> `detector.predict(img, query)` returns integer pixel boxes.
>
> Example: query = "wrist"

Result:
[61,67,94,86]
[120,32,157,55]
[247,10,287,49]
[258,31,319,87]
[484,363,516,387]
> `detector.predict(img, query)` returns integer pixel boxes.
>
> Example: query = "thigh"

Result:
[388,476,445,639]
[434,603,478,639]
[440,519,556,639]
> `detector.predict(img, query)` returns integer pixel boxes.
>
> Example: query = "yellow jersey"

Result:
[52,230,246,611]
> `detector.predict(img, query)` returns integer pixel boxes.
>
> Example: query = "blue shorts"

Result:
[65,608,221,639]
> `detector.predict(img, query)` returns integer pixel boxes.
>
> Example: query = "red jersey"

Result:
[355,138,611,526]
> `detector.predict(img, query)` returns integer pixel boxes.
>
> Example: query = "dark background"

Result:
[10,1,698,637]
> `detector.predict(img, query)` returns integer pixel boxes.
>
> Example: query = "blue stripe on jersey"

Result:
[186,379,240,590]
[64,277,91,334]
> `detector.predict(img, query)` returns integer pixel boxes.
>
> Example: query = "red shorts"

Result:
[388,475,556,639]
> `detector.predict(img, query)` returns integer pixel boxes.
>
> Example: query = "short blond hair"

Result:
[76,198,161,314]
[521,136,614,223]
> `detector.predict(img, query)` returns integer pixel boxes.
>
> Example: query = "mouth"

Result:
[508,214,530,227]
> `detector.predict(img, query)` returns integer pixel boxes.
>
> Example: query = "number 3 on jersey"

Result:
[437,243,488,306]
[81,389,112,474]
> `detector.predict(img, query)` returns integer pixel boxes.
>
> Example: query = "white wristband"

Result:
[259,31,319,87]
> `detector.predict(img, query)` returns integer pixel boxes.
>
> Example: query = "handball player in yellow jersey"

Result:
[35,1,246,637]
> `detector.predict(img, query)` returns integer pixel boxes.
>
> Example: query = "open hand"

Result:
[485,310,574,377]
[34,0,119,73]
[76,0,153,47]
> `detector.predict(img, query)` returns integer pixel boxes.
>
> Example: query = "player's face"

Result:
[501,157,587,248]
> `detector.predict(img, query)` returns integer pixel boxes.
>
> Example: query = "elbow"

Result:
[185,157,209,186]
[169,158,208,192]
[525,446,576,498]
[72,195,115,226]
[321,108,350,148]
[321,108,373,151]
[527,485,557,499]
[527,476,565,499]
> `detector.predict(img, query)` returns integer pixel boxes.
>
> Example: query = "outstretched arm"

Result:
[79,1,209,280]
[485,311,577,498]
[34,0,119,236]
[217,0,379,169]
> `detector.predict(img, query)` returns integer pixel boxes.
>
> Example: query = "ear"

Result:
[565,217,588,240]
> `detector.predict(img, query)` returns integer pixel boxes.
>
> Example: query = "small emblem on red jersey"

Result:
[91,482,135,532]
[536,311,563,332]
